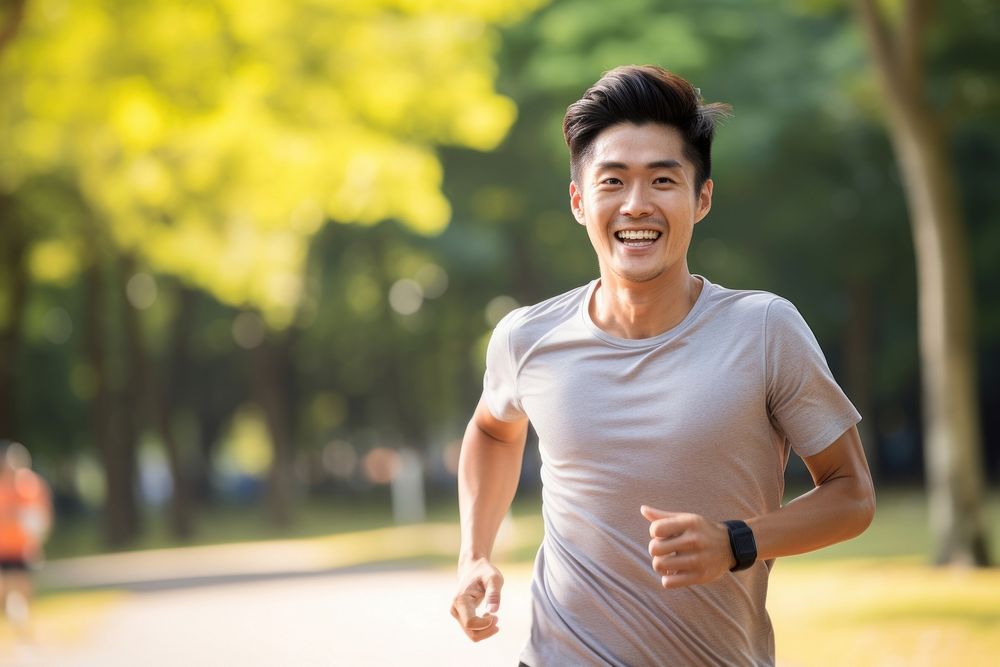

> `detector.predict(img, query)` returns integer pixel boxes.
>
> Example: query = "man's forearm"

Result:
[747,475,874,561]
[642,426,874,588]
[748,428,875,561]
[458,415,527,564]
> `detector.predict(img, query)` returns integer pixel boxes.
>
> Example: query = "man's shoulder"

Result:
[702,280,815,343]
[495,282,592,346]
[703,279,788,319]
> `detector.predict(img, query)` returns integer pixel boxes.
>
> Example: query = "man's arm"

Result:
[748,424,875,560]
[450,395,529,642]
[644,425,874,588]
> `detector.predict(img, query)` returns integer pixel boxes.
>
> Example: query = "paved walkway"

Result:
[6,563,534,667]
[0,518,543,666]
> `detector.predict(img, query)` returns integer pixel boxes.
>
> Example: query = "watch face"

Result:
[733,530,755,554]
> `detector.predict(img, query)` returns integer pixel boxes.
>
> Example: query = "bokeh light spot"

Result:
[362,447,401,485]
[232,311,265,349]
[42,307,72,344]
[415,263,448,299]
[126,272,158,310]
[389,279,424,315]
[485,295,519,326]
[322,440,357,480]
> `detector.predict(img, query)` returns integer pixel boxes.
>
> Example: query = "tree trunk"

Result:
[186,290,239,504]
[251,333,295,528]
[83,253,139,547]
[193,407,226,502]
[0,202,29,438]
[157,284,197,539]
[119,256,194,540]
[891,106,989,565]
[856,0,990,565]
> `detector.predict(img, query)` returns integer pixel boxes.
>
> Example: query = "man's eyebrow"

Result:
[594,159,683,171]
[594,160,628,171]
[647,159,683,170]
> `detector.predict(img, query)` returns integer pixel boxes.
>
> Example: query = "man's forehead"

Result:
[586,122,690,170]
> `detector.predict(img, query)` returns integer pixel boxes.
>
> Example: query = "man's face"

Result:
[570,122,712,286]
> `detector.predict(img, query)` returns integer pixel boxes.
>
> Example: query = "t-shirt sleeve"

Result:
[482,309,527,422]
[765,298,861,458]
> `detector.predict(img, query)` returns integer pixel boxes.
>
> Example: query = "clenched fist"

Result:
[641,505,736,589]
[451,557,504,642]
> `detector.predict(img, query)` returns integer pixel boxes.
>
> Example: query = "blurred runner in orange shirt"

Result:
[0,440,52,637]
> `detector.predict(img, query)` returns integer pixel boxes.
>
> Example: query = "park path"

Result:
[4,561,534,666]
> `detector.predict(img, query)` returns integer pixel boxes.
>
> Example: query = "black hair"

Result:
[563,65,731,194]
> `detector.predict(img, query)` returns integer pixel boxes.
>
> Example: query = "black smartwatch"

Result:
[723,520,757,571]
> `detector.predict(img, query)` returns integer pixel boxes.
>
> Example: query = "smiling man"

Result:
[450,65,875,666]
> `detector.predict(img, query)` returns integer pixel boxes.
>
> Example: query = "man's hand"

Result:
[450,557,504,642]
[641,505,735,589]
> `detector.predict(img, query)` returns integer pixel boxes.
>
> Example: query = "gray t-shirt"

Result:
[483,276,861,666]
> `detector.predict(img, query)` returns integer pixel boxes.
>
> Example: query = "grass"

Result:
[769,559,1000,666]
[765,490,1000,666]
[779,488,937,561]
[43,487,553,560]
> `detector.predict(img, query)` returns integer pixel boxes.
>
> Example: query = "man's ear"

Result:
[694,178,713,224]
[569,181,585,225]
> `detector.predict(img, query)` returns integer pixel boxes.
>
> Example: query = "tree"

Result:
[855,0,989,565]
[0,0,545,534]
[0,0,29,443]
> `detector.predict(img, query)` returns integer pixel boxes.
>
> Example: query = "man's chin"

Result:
[610,266,665,284]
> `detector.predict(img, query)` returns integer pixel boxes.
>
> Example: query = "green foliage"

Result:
[0,0,539,326]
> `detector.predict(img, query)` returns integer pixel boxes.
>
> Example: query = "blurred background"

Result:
[0,0,998,665]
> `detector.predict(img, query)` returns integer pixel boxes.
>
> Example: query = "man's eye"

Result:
[654,177,675,184]
[603,178,622,185]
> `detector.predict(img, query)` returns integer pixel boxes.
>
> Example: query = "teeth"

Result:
[616,230,660,240]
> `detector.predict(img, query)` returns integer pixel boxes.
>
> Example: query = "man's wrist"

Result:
[458,551,491,567]
[723,520,757,571]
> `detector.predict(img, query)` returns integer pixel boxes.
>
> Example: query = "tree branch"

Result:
[0,0,27,60]
[899,0,931,96]
[855,0,911,105]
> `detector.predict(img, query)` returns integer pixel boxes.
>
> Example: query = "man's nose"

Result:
[620,184,653,218]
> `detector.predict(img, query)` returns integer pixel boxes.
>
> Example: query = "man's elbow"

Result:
[850,477,876,538]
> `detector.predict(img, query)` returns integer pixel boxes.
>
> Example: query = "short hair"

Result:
[563,65,731,194]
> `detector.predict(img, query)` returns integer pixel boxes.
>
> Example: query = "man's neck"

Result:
[590,270,703,340]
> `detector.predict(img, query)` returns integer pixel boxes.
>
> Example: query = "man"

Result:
[450,65,875,666]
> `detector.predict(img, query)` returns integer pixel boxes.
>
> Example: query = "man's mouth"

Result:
[615,230,662,247]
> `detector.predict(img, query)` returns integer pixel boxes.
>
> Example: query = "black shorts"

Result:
[0,560,29,572]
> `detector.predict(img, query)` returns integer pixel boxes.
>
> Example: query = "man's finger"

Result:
[640,505,674,522]
[660,571,701,589]
[649,536,682,557]
[649,528,704,556]
[641,506,694,538]
[484,576,502,614]
[452,596,497,630]
[451,587,483,627]
[467,611,497,632]
[647,515,693,539]
[467,619,500,643]
[652,552,696,575]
